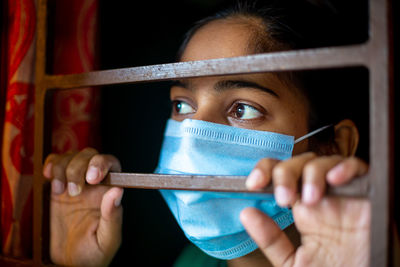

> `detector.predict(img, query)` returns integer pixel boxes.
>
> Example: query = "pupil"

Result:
[175,102,182,112]
[236,104,244,118]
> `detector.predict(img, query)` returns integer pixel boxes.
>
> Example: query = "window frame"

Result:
[2,0,394,265]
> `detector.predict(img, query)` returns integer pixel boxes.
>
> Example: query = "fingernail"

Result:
[327,163,345,182]
[43,163,52,178]
[68,182,81,197]
[52,179,64,194]
[86,166,99,182]
[246,169,263,189]
[275,186,292,206]
[302,184,318,204]
[114,194,123,207]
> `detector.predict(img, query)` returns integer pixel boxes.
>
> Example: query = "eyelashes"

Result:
[172,100,195,115]
[228,102,263,120]
[171,99,266,122]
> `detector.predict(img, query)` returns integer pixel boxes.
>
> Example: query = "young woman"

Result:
[43,2,370,266]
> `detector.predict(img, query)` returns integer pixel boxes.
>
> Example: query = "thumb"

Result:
[240,207,295,267]
[97,187,124,259]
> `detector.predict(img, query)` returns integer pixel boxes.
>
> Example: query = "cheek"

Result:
[290,112,310,155]
[292,140,309,155]
[289,117,310,156]
[281,100,310,155]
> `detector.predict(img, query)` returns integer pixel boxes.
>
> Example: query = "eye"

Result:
[231,103,263,120]
[172,100,195,115]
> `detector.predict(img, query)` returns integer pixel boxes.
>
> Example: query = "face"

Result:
[170,18,310,154]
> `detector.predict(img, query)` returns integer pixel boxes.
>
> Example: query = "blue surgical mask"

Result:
[155,119,331,260]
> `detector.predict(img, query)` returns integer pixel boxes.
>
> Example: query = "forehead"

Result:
[180,18,256,62]
[179,18,307,94]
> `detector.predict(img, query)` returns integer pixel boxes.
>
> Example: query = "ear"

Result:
[333,119,359,156]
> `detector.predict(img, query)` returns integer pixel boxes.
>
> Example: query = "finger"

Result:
[301,155,343,205]
[43,153,57,179]
[44,154,63,194]
[97,187,124,259]
[246,158,279,190]
[326,157,369,185]
[43,152,77,194]
[240,207,295,267]
[273,152,317,207]
[86,154,122,184]
[66,148,99,197]
[51,152,78,194]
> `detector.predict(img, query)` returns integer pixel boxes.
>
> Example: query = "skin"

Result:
[43,17,370,267]
[43,148,123,266]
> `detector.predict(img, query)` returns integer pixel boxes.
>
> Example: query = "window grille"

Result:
[0,0,394,265]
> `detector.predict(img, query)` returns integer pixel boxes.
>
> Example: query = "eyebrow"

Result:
[215,80,279,98]
[171,79,279,98]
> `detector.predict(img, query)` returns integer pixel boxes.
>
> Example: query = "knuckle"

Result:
[257,158,278,169]
[347,156,359,167]
[329,154,343,161]
[89,155,110,173]
[45,153,57,163]
[65,164,84,181]
[303,161,320,177]
[305,151,317,158]
[53,154,67,165]
[318,155,331,161]
[272,163,294,181]
[304,161,319,172]
[91,154,115,171]
[81,147,98,155]
[90,154,104,166]
[52,162,66,178]
[90,154,109,167]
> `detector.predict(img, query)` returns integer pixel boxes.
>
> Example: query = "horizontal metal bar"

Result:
[44,44,369,90]
[102,172,370,197]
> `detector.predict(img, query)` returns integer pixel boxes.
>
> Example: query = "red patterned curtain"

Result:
[51,0,100,153]
[0,0,100,258]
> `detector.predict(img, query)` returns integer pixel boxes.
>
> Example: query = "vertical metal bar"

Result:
[368,0,393,266]
[34,0,48,265]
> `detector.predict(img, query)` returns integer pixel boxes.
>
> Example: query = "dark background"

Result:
[98,2,229,265]
[96,0,374,266]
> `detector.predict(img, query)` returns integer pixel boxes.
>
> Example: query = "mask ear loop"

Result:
[294,124,333,144]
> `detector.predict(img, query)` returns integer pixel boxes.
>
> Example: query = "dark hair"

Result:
[176,0,369,159]
[176,0,357,59]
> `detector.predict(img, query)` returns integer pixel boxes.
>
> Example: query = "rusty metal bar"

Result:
[42,44,369,90]
[367,0,393,266]
[103,173,370,197]
[33,0,48,265]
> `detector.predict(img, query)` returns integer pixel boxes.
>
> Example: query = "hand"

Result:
[43,148,123,267]
[240,152,370,266]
